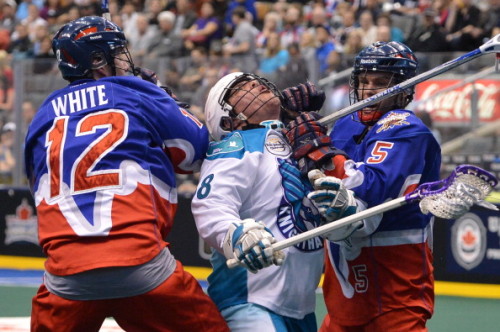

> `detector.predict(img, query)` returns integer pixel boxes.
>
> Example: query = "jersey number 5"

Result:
[46,110,128,199]
[366,141,394,164]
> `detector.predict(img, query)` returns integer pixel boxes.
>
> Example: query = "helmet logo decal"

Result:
[75,27,98,40]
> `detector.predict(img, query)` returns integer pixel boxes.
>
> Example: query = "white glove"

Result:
[307,170,361,241]
[223,219,285,273]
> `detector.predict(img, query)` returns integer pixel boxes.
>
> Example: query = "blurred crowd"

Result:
[0,0,498,187]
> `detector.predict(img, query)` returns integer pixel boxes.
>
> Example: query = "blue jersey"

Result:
[324,110,441,325]
[24,76,208,275]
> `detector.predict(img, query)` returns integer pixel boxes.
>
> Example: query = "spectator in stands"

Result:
[353,0,382,21]
[330,1,351,30]
[29,20,49,55]
[433,0,452,27]
[39,0,60,21]
[9,23,33,59]
[306,2,331,32]
[444,0,483,51]
[275,42,309,90]
[315,24,336,77]
[33,35,56,74]
[480,0,500,39]
[342,29,364,68]
[190,67,220,116]
[376,12,405,43]
[127,13,158,63]
[406,8,449,52]
[178,46,208,101]
[299,29,320,84]
[224,0,257,33]
[257,31,289,81]
[356,10,378,47]
[0,121,15,184]
[0,53,13,123]
[172,0,198,37]
[324,49,343,76]
[22,3,47,42]
[376,25,392,43]
[332,6,356,48]
[0,0,19,33]
[280,4,305,48]
[148,10,185,58]
[222,6,259,72]
[181,1,224,53]
[16,0,44,21]
[121,0,140,35]
[255,10,282,52]
[145,0,166,26]
[21,100,36,138]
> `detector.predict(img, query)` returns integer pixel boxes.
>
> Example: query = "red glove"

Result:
[282,82,326,114]
[283,112,349,177]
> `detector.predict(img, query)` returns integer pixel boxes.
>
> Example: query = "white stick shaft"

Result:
[226,196,407,268]
[272,196,407,251]
[319,33,500,126]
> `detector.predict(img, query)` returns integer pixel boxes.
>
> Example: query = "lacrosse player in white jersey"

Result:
[192,72,346,331]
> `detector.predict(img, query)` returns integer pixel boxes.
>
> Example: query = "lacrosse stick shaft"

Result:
[101,0,111,20]
[274,197,407,252]
[226,197,407,268]
[319,33,500,126]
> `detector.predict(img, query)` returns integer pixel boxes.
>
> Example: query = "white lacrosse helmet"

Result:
[205,71,244,141]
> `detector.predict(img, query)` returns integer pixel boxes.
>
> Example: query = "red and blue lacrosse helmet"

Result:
[52,16,134,81]
[350,41,418,125]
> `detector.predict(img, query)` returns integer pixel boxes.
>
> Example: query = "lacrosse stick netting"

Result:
[417,165,498,220]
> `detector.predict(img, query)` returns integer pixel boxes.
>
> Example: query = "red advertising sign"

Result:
[414,79,500,123]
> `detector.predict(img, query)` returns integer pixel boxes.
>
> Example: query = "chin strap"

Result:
[241,120,284,131]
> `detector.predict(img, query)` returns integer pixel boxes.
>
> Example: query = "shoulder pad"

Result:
[207,132,244,159]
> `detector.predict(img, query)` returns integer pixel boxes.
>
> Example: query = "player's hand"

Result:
[307,170,361,241]
[223,219,285,273]
[283,112,349,175]
[282,81,326,114]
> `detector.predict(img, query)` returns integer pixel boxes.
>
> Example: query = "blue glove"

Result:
[307,170,361,241]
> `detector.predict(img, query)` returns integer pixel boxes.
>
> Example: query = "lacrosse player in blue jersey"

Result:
[192,72,335,331]
[25,16,228,332]
[285,41,441,331]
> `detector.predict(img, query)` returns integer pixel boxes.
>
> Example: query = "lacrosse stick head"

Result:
[408,165,498,220]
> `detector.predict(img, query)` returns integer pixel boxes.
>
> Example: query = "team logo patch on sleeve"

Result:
[265,133,291,156]
[376,112,410,133]
[207,133,244,157]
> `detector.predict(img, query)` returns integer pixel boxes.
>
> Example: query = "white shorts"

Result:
[221,303,317,332]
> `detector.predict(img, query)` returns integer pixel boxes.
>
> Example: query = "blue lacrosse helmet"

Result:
[349,41,418,124]
[350,41,418,98]
[52,16,131,81]
[353,41,417,78]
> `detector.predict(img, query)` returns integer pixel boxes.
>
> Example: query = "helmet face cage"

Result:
[349,41,418,108]
[52,16,135,81]
[217,73,282,132]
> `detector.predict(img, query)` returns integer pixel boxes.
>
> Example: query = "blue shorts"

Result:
[221,303,317,332]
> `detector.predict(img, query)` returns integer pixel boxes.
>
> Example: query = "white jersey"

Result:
[192,128,324,319]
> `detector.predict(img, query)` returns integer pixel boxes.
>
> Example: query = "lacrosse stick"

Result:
[318,33,500,126]
[101,0,111,20]
[227,165,498,268]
